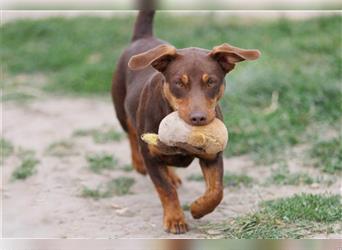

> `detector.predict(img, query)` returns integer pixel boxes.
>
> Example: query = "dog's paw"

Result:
[190,201,205,219]
[163,215,189,234]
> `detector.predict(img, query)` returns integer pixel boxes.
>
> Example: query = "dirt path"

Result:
[2,96,340,238]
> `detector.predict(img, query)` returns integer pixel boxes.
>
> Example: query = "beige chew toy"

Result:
[141,111,228,155]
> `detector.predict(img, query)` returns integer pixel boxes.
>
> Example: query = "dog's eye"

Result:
[207,78,215,87]
[175,80,184,88]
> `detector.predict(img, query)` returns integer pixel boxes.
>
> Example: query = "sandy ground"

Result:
[1,91,340,239]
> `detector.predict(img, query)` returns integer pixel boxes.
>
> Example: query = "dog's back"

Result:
[111,11,164,131]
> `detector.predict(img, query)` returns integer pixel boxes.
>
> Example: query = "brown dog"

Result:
[112,11,260,234]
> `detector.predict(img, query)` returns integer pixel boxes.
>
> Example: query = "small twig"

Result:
[263,91,279,114]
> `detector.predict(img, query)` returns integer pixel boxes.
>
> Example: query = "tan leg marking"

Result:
[127,119,146,175]
[152,167,188,234]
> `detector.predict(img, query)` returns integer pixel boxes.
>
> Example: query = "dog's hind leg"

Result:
[166,167,182,188]
[127,119,146,175]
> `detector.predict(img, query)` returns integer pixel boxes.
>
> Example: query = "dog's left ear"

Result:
[209,43,261,73]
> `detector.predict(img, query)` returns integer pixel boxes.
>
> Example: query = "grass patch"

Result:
[187,174,205,182]
[310,136,342,174]
[45,140,76,157]
[1,138,14,160]
[1,73,46,103]
[266,167,315,186]
[82,187,105,199]
[204,211,302,239]
[223,173,253,187]
[12,150,39,180]
[82,177,135,199]
[121,164,133,172]
[86,152,118,173]
[182,203,190,211]
[262,193,342,223]
[202,193,341,239]
[187,172,253,187]
[106,177,135,196]
[1,14,341,163]
[2,92,36,102]
[73,127,123,143]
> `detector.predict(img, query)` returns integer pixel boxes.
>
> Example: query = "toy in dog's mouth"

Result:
[141,111,228,155]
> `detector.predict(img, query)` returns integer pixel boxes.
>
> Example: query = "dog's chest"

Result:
[159,154,195,168]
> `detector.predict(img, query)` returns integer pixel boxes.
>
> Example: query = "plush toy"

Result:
[141,111,228,155]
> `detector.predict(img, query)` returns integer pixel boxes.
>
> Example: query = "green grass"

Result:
[204,211,302,239]
[121,164,133,172]
[81,187,105,199]
[2,92,36,102]
[265,167,315,186]
[187,171,253,187]
[1,73,45,103]
[45,140,77,157]
[106,177,135,196]
[86,152,118,173]
[82,177,135,199]
[187,174,205,182]
[219,16,341,162]
[12,150,39,180]
[202,193,341,239]
[1,138,14,160]
[262,193,342,223]
[223,173,254,187]
[310,136,342,174]
[1,17,132,94]
[1,14,341,163]
[73,127,123,143]
[182,203,191,211]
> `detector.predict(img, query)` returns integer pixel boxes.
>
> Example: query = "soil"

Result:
[2,96,340,239]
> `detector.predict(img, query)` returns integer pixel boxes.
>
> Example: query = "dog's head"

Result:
[128,43,260,126]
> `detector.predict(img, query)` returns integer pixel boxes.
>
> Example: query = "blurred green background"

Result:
[1,13,341,170]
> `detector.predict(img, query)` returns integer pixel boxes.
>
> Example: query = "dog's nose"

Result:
[190,112,207,126]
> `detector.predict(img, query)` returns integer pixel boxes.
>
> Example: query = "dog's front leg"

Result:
[190,153,224,219]
[145,159,188,234]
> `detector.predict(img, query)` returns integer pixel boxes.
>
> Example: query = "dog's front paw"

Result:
[163,214,189,234]
[190,189,223,219]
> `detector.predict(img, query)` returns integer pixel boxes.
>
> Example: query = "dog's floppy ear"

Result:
[128,44,178,72]
[209,43,261,73]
